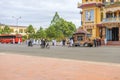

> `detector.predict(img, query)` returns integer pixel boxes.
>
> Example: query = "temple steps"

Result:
[107,41,120,46]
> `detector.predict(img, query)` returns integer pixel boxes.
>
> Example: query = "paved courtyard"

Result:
[0,44,120,80]
[0,53,120,80]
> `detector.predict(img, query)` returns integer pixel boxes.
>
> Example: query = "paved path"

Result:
[0,53,120,80]
[0,44,120,63]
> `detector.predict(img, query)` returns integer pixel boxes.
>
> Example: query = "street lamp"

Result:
[12,16,21,33]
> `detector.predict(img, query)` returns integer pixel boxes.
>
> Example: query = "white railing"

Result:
[102,17,120,22]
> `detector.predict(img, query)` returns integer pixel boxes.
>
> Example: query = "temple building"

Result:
[78,0,120,45]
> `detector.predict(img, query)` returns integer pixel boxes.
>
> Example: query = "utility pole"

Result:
[12,16,21,33]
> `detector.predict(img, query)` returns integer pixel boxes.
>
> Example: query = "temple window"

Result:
[106,13,110,18]
[77,36,83,41]
[110,0,114,3]
[106,13,114,18]
[87,29,92,34]
[114,12,117,18]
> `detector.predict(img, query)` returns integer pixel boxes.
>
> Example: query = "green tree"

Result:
[46,12,76,41]
[66,21,76,37]
[2,25,11,34]
[22,35,27,41]
[26,25,35,34]
[0,27,2,34]
[26,25,35,39]
[51,12,61,25]
[46,25,56,39]
[36,27,46,39]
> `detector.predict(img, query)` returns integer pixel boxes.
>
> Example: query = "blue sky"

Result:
[0,0,81,29]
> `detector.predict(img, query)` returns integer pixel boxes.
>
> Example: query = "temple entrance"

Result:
[106,27,119,41]
[112,27,119,41]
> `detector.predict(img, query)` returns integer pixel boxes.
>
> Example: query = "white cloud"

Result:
[0,0,81,29]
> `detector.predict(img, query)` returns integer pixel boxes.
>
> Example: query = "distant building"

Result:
[0,24,27,36]
[78,0,120,45]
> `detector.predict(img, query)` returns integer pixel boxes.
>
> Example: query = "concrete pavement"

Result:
[0,53,120,80]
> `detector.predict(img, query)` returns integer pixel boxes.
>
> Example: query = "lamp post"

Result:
[12,16,21,33]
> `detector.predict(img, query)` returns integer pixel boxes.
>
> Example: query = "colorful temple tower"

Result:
[78,0,103,38]
[78,0,120,45]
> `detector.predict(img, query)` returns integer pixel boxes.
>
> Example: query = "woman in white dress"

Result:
[70,39,73,47]
[104,38,107,46]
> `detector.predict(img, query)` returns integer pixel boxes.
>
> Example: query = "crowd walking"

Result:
[25,37,108,49]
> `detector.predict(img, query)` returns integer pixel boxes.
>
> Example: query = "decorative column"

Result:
[116,11,119,21]
[102,27,106,38]
[103,8,106,19]
[119,27,120,41]
[74,35,77,42]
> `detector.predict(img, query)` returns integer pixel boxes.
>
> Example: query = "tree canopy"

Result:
[26,25,35,39]
[36,27,46,39]
[46,12,76,41]
[26,25,35,34]
[0,27,2,34]
[51,12,60,25]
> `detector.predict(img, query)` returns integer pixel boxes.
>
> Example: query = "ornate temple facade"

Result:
[78,0,120,44]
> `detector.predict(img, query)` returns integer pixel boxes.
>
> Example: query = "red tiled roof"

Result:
[96,24,102,27]
[78,3,103,8]
[74,29,89,34]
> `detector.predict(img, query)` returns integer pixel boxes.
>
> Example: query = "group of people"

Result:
[93,38,102,47]
[52,39,56,46]
[93,37,107,47]
[27,39,50,48]
[59,38,73,47]
[26,37,107,48]
[28,39,33,47]
[40,39,50,48]
[67,38,74,47]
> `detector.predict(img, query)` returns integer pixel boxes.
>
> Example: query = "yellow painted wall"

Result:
[0,25,27,36]
[80,0,120,40]
[81,0,102,38]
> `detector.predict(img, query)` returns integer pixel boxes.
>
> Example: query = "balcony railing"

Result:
[102,17,120,22]
[104,1,120,7]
